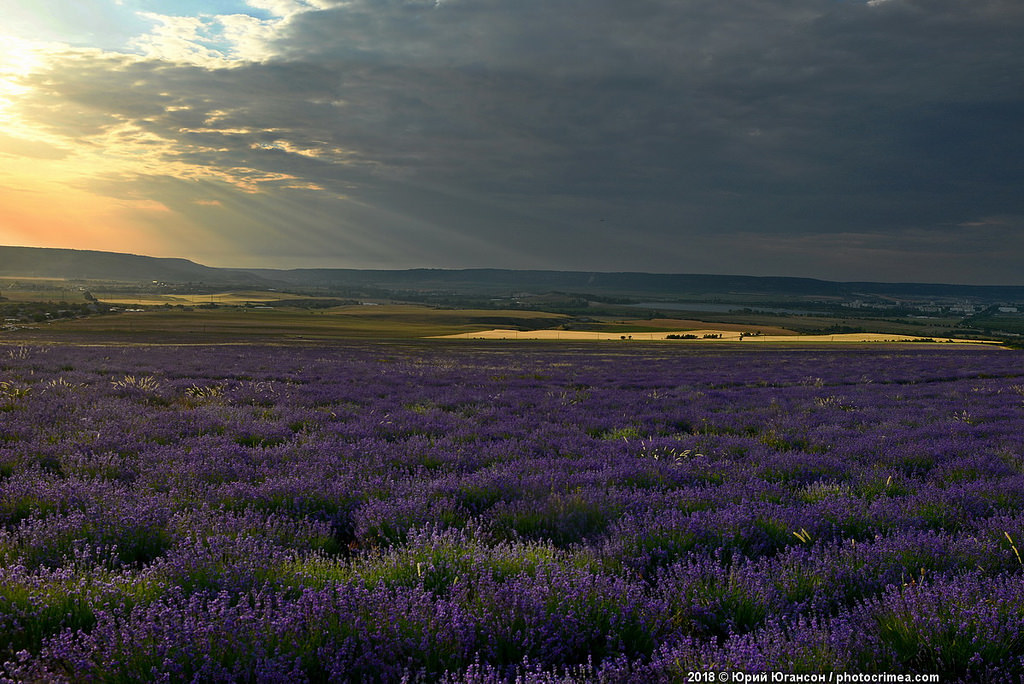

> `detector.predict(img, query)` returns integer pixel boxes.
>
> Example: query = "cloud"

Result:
[4,0,1024,281]
[128,11,291,65]
[130,13,230,66]
[245,0,335,18]
[0,132,71,160]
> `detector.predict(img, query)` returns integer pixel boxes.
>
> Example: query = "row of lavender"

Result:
[1,342,1023,681]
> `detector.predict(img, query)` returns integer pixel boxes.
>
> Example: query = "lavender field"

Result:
[2,342,1024,681]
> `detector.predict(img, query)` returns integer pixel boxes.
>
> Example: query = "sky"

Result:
[0,0,1022,284]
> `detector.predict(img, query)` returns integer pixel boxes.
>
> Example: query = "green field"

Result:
[13,305,568,341]
[0,278,1010,345]
[0,278,92,303]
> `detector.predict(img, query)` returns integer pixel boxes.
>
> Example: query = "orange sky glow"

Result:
[1,1,1022,282]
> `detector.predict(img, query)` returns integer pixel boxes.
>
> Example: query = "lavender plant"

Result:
[0,342,1022,681]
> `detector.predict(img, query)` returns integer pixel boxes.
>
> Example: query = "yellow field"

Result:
[93,291,320,306]
[434,328,995,344]
[609,318,799,335]
[0,276,69,282]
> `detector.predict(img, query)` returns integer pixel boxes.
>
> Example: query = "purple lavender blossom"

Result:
[1,343,1023,681]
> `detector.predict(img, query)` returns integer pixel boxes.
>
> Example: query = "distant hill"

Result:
[240,267,850,297]
[243,267,1024,300]
[0,246,264,285]
[3,245,1024,301]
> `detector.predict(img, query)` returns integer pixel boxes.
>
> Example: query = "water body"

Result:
[628,302,821,316]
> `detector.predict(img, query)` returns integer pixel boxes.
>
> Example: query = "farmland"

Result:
[12,305,571,342]
[2,342,1024,680]
[5,260,1021,344]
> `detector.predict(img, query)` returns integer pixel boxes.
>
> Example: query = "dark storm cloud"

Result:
[20,0,1024,280]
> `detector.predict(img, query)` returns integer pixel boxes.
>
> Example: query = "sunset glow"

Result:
[1,0,1022,282]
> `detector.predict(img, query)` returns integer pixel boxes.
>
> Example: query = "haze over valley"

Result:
[3,246,1022,344]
